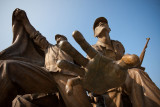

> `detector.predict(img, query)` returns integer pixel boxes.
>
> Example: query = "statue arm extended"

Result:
[14,9,49,51]
[56,30,140,95]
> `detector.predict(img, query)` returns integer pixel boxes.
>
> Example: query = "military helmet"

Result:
[55,34,67,41]
[93,17,108,31]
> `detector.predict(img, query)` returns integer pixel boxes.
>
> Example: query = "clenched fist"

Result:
[14,8,28,22]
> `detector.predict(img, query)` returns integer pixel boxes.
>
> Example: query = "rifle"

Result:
[138,38,150,70]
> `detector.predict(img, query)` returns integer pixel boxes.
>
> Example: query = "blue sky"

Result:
[0,0,160,88]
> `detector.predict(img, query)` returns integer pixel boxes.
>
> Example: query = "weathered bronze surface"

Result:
[58,17,160,107]
[90,18,160,107]
[0,9,159,107]
[0,9,91,107]
[57,31,139,94]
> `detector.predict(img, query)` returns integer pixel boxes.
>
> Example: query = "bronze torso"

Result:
[92,40,125,60]
[45,44,73,72]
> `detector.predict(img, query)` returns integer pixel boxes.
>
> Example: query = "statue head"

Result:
[55,34,67,44]
[93,17,111,37]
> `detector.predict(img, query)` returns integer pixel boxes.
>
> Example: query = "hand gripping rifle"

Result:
[138,38,150,70]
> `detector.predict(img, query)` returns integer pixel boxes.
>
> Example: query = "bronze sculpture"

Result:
[90,17,160,107]
[0,9,159,107]
[57,17,160,107]
[57,31,140,95]
[12,34,72,107]
[0,8,91,107]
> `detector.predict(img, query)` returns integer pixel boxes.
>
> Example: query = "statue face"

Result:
[56,36,67,44]
[94,22,111,37]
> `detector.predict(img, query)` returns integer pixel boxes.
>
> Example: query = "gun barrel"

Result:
[139,38,150,65]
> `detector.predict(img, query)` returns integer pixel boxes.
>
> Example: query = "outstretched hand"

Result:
[57,30,140,94]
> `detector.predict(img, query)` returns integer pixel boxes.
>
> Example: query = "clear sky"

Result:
[0,0,160,88]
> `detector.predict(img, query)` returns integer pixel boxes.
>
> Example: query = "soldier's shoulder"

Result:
[111,40,125,51]
[111,40,125,59]
[111,40,123,45]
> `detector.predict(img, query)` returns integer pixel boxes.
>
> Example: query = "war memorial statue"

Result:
[0,8,159,107]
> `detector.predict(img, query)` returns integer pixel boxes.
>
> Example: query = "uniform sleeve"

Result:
[30,31,49,51]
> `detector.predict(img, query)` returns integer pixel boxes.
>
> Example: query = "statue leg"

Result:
[0,60,57,107]
[12,93,65,107]
[103,88,124,107]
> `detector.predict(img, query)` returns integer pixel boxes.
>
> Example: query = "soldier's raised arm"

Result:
[57,30,140,95]
[14,8,49,51]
